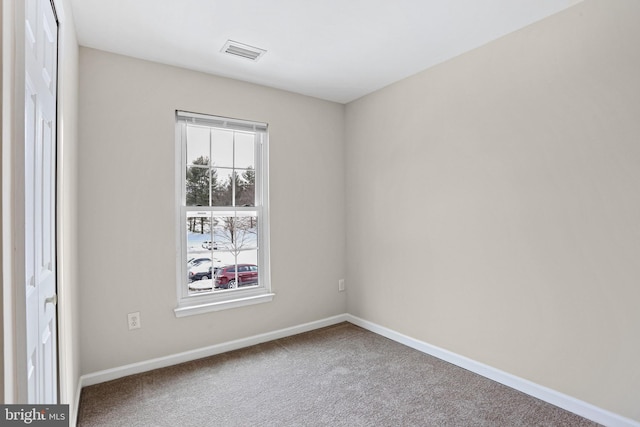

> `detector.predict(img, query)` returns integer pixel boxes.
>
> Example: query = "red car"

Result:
[215,264,258,289]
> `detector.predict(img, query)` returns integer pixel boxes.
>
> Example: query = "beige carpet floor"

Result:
[78,322,600,426]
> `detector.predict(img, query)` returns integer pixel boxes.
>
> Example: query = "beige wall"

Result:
[77,47,347,374]
[346,0,640,422]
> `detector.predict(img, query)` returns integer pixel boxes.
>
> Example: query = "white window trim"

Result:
[174,111,272,317]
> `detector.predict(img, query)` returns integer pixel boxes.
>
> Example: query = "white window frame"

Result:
[174,111,273,317]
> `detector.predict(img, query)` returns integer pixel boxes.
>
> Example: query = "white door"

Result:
[24,0,59,403]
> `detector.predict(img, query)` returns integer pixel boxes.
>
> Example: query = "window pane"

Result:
[212,250,259,290]
[186,166,210,206]
[186,211,213,252]
[186,125,210,166]
[186,211,215,290]
[214,216,237,251]
[239,249,259,287]
[211,211,234,252]
[211,129,234,168]
[234,132,255,169]
[235,213,258,250]
[212,213,258,252]
[238,249,258,267]
[235,169,255,207]
[212,168,233,206]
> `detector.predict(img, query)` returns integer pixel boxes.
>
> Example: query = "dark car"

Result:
[215,264,258,289]
[189,265,213,282]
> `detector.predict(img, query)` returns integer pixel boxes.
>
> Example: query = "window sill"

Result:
[174,292,275,317]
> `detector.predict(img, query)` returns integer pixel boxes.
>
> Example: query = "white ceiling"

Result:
[69,0,582,104]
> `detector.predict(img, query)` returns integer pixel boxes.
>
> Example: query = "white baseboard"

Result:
[345,314,640,427]
[79,314,348,388]
[71,377,82,427]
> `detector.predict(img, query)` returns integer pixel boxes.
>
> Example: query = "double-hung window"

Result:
[175,111,272,316]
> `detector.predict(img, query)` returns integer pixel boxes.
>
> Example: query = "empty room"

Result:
[2,0,640,426]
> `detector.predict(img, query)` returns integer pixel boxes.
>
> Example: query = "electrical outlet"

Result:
[338,279,345,292]
[128,312,141,330]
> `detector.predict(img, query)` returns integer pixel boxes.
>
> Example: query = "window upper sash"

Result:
[176,110,267,133]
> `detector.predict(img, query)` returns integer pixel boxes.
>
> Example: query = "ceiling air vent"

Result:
[221,40,266,61]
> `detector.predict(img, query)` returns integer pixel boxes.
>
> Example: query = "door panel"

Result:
[24,0,58,404]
